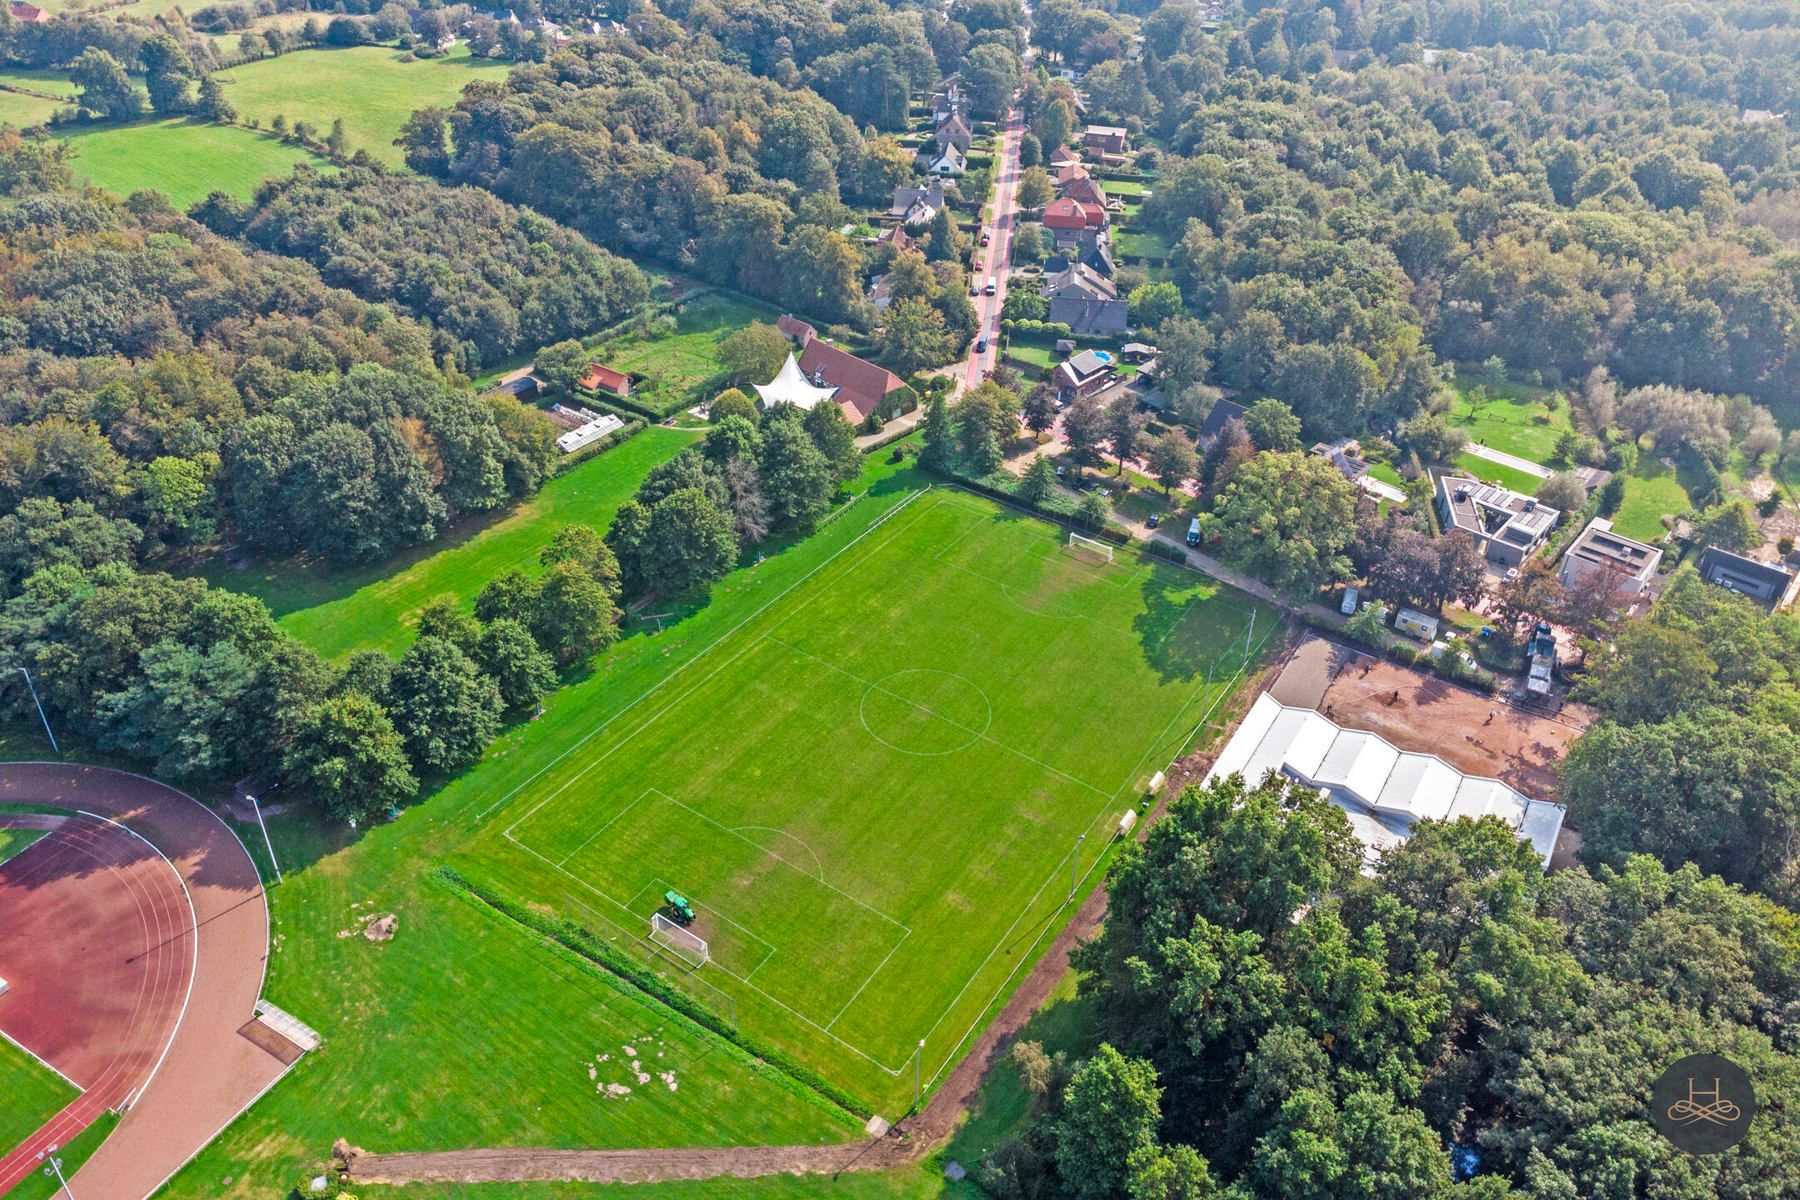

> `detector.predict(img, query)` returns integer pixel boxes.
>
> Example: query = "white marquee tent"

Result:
[1205,693,1564,870]
[754,353,839,411]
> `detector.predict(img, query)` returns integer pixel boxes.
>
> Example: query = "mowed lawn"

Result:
[162,451,930,1198]
[162,824,855,1200]
[0,67,76,128]
[1451,451,1545,497]
[201,427,700,660]
[215,45,513,166]
[463,488,1276,1110]
[51,119,328,207]
[1445,375,1572,463]
[601,293,783,417]
[1612,455,1693,542]
[0,1034,76,1154]
[0,825,46,866]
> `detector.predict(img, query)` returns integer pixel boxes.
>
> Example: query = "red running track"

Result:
[0,812,195,1192]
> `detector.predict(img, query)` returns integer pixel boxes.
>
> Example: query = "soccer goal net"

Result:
[1066,531,1114,564]
[649,912,709,968]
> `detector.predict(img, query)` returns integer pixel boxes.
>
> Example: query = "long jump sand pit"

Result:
[1273,634,1587,801]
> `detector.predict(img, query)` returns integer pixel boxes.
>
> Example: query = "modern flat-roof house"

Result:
[1558,517,1661,596]
[1696,546,1800,611]
[1435,476,1560,565]
[1206,693,1565,871]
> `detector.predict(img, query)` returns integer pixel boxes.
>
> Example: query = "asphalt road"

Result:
[962,105,1024,391]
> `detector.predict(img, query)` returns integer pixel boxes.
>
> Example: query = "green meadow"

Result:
[52,119,327,207]
[200,427,700,661]
[214,45,512,166]
[460,487,1275,1110]
[0,1036,75,1157]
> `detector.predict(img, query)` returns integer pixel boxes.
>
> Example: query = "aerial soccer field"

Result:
[462,487,1276,1111]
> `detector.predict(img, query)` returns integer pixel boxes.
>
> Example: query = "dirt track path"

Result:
[345,882,1110,1186]
[0,763,294,1200]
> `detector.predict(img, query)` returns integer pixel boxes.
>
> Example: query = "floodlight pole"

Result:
[246,792,282,885]
[915,1039,925,1111]
[1244,608,1257,664]
[1068,832,1087,904]
[37,1144,72,1199]
[18,666,58,756]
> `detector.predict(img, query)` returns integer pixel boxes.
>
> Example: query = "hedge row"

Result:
[434,866,872,1120]
[550,416,644,477]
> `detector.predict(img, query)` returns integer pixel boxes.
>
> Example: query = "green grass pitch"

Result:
[459,487,1277,1111]
[0,1034,77,1154]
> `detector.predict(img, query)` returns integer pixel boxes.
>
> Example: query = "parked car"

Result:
[1186,517,1202,546]
[984,280,998,295]
[1146,513,1161,529]
[969,282,980,295]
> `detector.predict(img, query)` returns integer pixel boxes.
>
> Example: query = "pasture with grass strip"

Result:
[1451,451,1544,497]
[52,119,328,207]
[600,294,783,418]
[1445,374,1573,462]
[0,1034,77,1155]
[197,426,700,659]
[460,487,1276,1112]
[215,45,513,167]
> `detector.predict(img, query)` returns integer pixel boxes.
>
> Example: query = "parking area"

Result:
[1271,634,1588,802]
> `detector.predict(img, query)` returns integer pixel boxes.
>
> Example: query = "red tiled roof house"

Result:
[1043,197,1108,232]
[797,339,907,424]
[578,362,632,397]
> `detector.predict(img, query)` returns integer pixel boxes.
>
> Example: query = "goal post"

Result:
[1066,530,1114,564]
[649,912,709,968]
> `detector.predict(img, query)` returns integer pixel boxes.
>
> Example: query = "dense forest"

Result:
[0,137,568,573]
[981,776,1800,1200]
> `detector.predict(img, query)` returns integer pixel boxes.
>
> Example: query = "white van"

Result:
[1186,518,1201,547]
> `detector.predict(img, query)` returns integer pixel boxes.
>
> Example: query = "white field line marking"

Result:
[493,485,943,827]
[480,486,936,825]
[557,791,649,867]
[761,634,1113,801]
[491,487,1273,1085]
[75,810,200,1119]
[825,927,912,1032]
[504,832,908,1075]
[918,642,1275,1093]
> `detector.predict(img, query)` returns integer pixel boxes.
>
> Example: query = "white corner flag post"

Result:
[18,666,57,757]
[37,1144,72,1200]
[247,793,282,885]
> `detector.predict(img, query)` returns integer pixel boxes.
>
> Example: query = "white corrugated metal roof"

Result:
[1205,694,1563,871]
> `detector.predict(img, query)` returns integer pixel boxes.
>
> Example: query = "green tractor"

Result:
[662,890,696,926]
